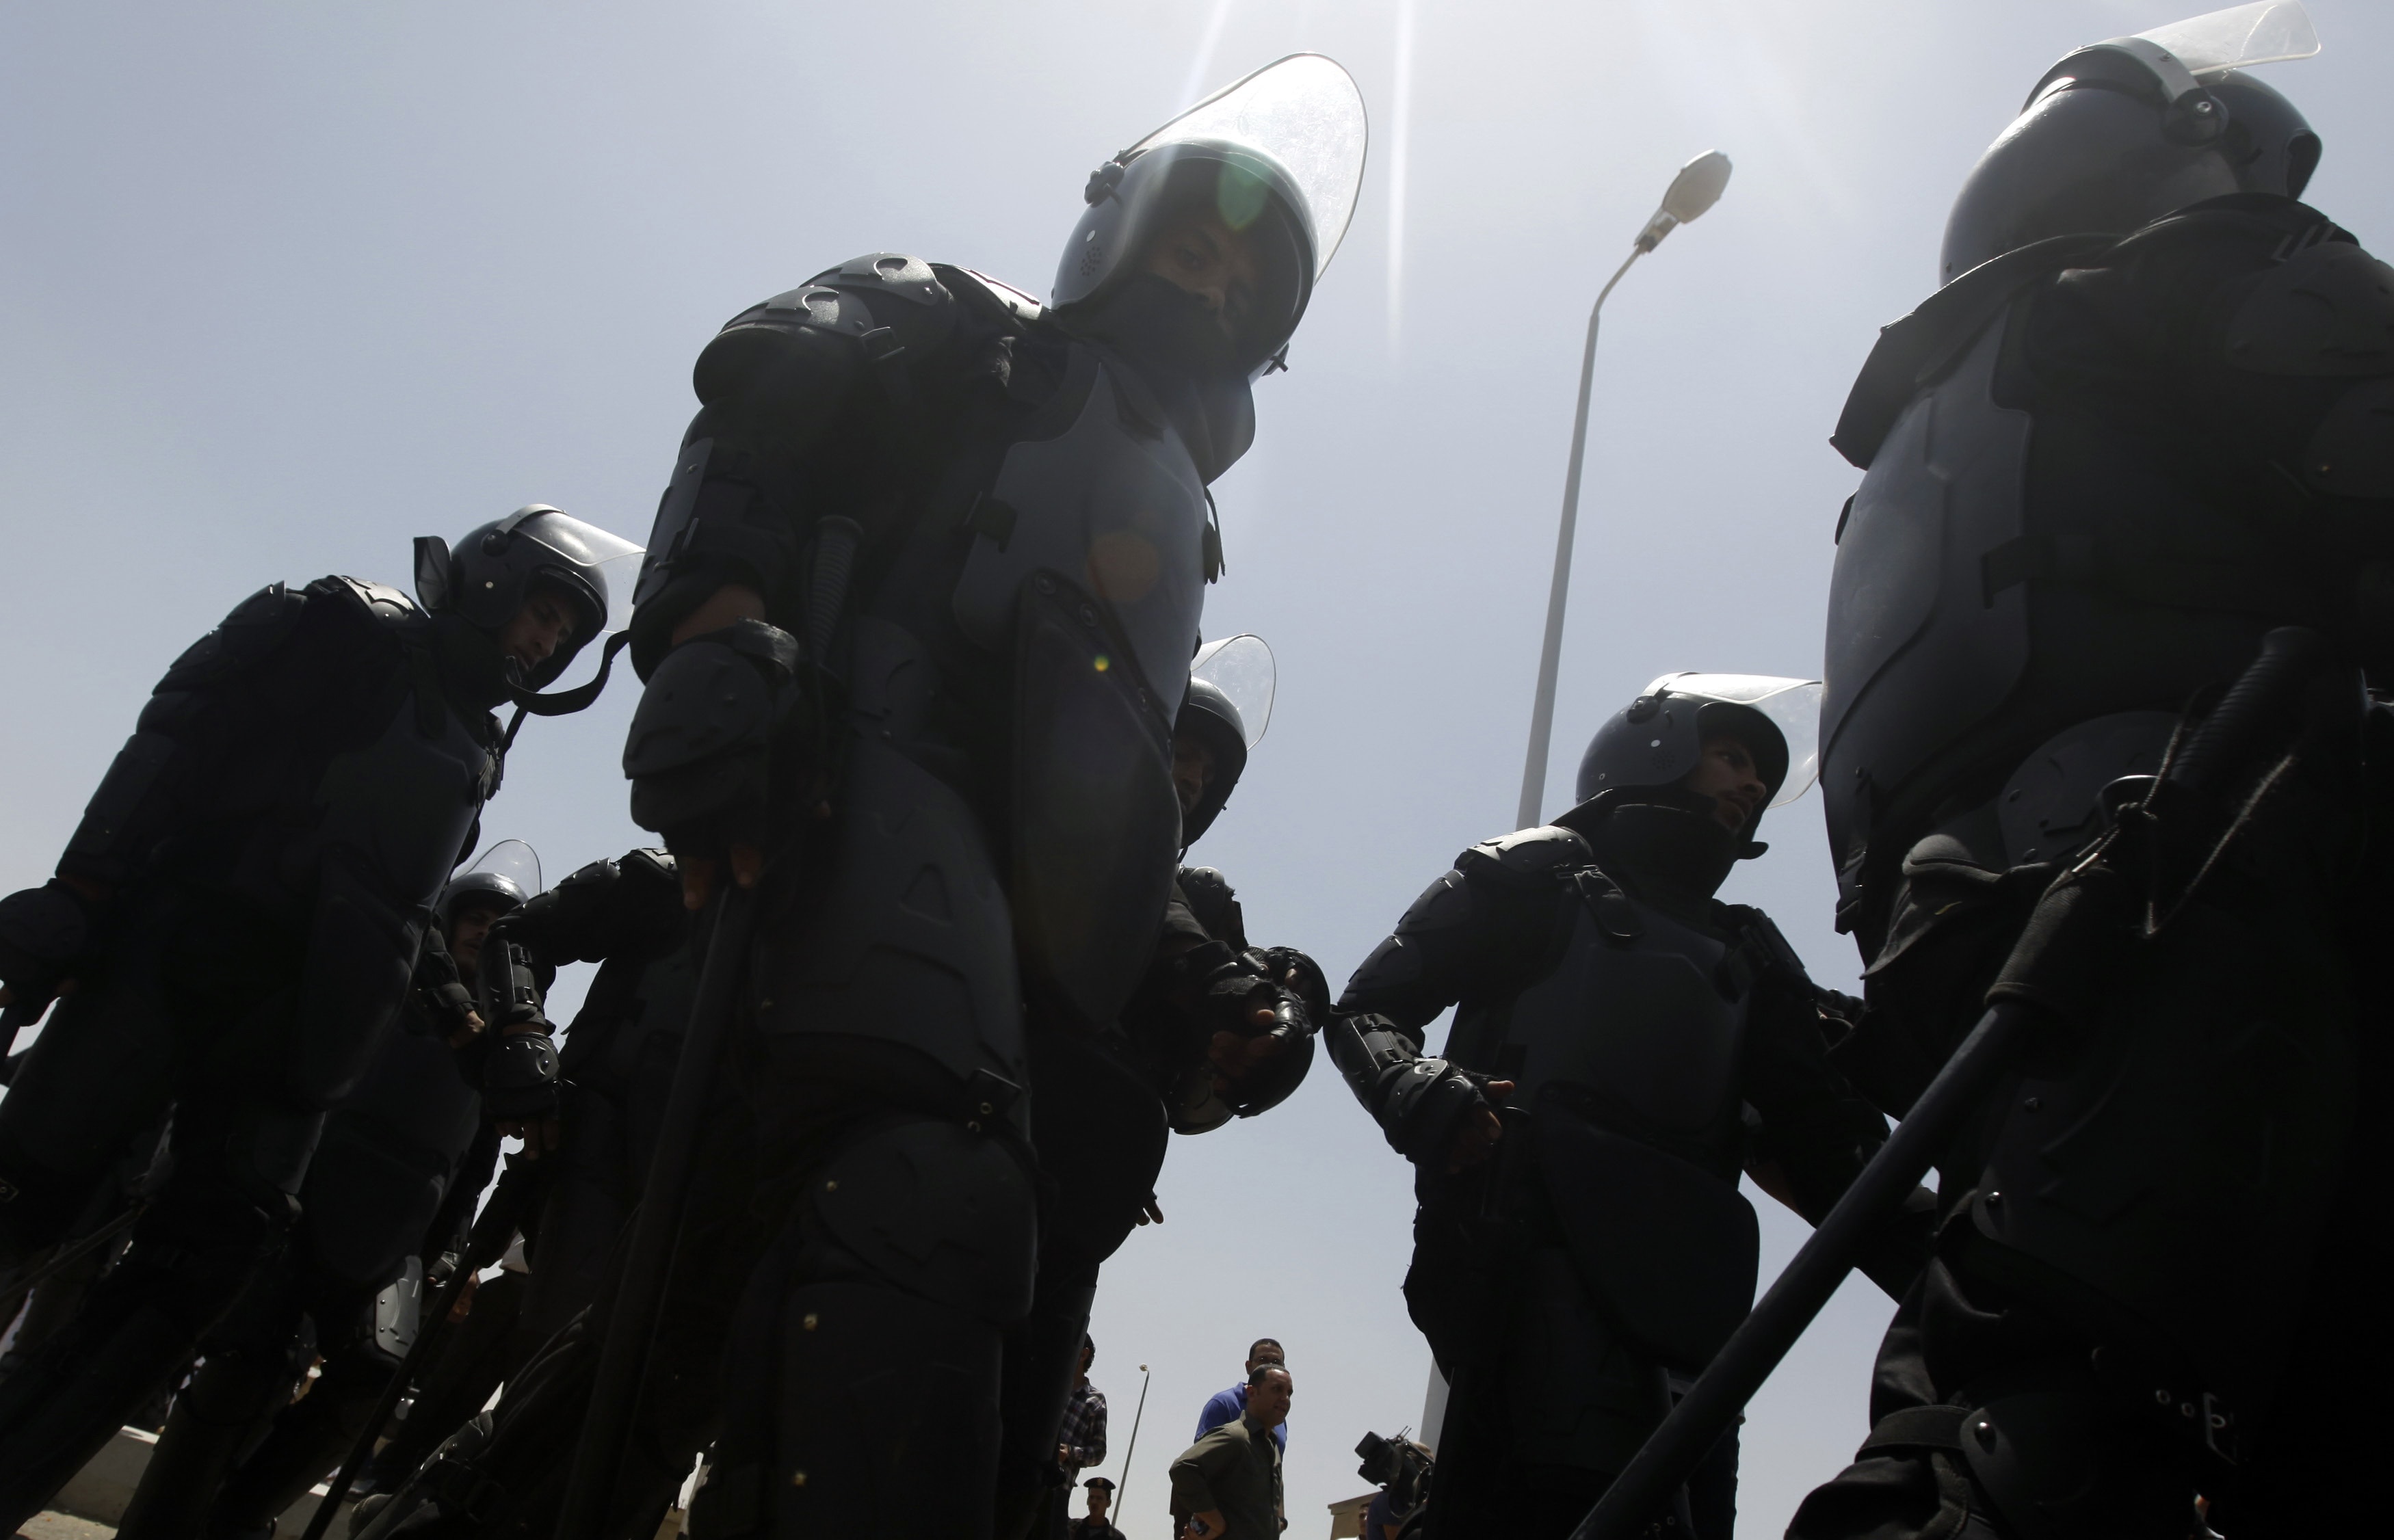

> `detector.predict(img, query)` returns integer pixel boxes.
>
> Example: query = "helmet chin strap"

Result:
[501,630,633,749]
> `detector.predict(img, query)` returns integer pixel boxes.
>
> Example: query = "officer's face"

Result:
[500,588,579,675]
[1686,734,1767,832]
[449,901,508,975]
[1172,734,1215,817]
[1141,207,1261,343]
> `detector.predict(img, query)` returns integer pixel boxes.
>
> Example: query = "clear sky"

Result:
[3,2,2386,1535]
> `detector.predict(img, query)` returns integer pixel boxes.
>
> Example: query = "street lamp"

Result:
[1512,149,1733,831]
[1113,1363,1152,1528]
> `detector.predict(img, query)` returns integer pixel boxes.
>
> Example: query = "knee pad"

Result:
[1957,1383,2196,1540]
[811,1119,1035,1322]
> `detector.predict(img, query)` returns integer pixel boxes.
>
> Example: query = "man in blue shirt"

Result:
[1195,1338,1287,1453]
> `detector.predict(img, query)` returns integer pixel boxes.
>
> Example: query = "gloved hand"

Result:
[413,930,481,1046]
[501,849,682,966]
[1200,950,1319,1119]
[0,880,99,1008]
[622,618,806,908]
[1371,1042,1507,1172]
[1255,945,1331,1024]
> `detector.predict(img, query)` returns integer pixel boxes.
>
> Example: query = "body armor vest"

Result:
[1482,880,1749,1176]
[298,657,497,1108]
[1462,871,1763,1369]
[1822,204,2393,948]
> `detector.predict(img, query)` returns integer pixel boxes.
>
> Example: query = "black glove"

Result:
[0,881,98,1006]
[1256,945,1330,1025]
[501,849,683,966]
[484,1031,561,1123]
[622,619,805,863]
[1373,1048,1495,1167]
[413,930,478,1041]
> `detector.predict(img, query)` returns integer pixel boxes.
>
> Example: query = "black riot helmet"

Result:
[412,506,644,689]
[1176,679,1249,845]
[438,839,540,933]
[1178,635,1276,848]
[1941,3,2322,283]
[1054,54,1367,378]
[1572,674,1819,847]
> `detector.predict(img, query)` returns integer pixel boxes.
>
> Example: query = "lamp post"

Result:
[1114,1363,1152,1531]
[1513,150,1733,830]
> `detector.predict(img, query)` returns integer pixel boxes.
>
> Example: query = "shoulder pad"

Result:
[2227,237,2394,377]
[1454,825,1592,890]
[750,282,878,338]
[319,575,425,627]
[944,265,1044,324]
[1177,864,1234,905]
[621,846,676,885]
[155,582,309,693]
[817,252,952,308]
[1831,231,2119,470]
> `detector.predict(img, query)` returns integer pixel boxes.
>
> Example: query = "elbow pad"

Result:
[57,722,182,888]
[623,620,806,847]
[477,939,551,1035]
[484,1031,561,1123]
[1328,1012,1487,1166]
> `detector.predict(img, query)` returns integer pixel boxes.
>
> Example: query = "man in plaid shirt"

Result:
[1053,1336,1107,1532]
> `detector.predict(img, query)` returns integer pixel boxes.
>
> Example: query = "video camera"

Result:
[1354,1429,1432,1528]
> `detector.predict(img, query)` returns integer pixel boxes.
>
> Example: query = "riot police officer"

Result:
[116,850,534,1539]
[343,847,693,1511]
[352,58,1368,1540]
[0,506,635,1527]
[1328,676,1928,1540]
[996,648,1318,1539]
[1791,8,2394,1537]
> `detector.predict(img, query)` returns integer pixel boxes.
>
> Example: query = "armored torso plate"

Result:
[1821,321,2033,924]
[951,343,1209,1030]
[1483,869,1762,1369]
[1492,874,1750,1173]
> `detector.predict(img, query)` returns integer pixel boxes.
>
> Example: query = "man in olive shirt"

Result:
[1170,1364,1291,1540]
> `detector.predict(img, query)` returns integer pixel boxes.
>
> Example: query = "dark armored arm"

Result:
[622,259,1017,855]
[1330,826,1583,1165]
[1129,871,1319,1131]
[0,584,325,1005]
[1725,906,1936,1300]
[0,581,430,1033]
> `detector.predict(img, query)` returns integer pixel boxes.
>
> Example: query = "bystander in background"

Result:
[1049,1335,1107,1536]
[1194,1338,1288,1454]
[1066,1476,1127,1540]
[1171,1363,1291,1540]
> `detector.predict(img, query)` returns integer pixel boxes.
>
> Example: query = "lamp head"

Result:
[1637,150,1733,252]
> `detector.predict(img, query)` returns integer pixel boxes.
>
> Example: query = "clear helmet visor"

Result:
[461,838,543,897]
[2135,2,2318,79]
[506,511,646,635]
[1190,633,1276,747]
[1127,53,1368,282]
[1643,672,1824,808]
